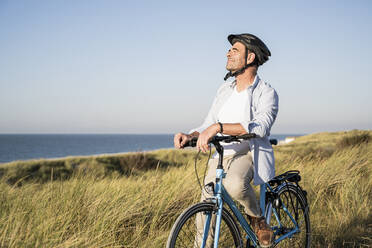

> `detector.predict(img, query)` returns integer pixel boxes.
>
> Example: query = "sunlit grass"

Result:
[0,130,371,247]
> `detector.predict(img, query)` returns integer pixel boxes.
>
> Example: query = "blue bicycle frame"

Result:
[264,183,301,245]
[201,142,301,248]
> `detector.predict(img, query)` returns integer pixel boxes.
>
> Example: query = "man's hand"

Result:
[197,124,220,153]
[174,132,192,149]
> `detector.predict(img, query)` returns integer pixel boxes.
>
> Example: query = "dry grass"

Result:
[0,130,371,247]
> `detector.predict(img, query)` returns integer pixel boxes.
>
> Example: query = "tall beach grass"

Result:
[0,130,371,247]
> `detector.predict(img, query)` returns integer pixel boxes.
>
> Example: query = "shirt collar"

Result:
[230,75,260,91]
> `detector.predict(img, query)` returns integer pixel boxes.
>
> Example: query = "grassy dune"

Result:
[0,130,371,247]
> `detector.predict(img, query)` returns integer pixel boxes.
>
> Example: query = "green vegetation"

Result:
[0,130,371,247]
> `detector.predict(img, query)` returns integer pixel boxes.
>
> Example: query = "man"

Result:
[174,33,278,247]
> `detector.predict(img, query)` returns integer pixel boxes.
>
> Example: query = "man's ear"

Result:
[246,52,256,65]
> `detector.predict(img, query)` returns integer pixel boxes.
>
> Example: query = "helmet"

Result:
[227,33,271,66]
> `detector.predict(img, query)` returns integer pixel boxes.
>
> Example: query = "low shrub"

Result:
[336,133,370,150]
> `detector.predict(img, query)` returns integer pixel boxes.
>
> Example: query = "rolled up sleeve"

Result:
[241,87,279,137]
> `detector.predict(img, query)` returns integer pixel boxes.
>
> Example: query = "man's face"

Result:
[226,41,246,72]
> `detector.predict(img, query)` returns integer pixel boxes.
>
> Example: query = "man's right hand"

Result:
[174,132,192,149]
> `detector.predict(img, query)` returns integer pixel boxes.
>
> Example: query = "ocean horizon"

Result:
[0,133,303,163]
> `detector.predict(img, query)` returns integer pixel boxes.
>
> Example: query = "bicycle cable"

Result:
[194,148,212,199]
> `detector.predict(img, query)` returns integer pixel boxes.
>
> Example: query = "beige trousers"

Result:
[195,151,261,247]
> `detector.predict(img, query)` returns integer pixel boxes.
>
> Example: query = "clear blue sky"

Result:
[1,0,371,134]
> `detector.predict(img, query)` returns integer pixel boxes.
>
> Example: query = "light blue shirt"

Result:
[190,75,279,185]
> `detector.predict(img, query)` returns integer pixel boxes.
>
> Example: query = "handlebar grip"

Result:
[181,133,258,148]
[270,139,278,145]
[182,137,198,148]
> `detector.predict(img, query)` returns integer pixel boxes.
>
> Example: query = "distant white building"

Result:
[278,136,296,145]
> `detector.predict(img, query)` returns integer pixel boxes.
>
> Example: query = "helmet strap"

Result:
[224,47,253,81]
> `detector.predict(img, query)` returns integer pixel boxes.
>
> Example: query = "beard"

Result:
[226,61,244,72]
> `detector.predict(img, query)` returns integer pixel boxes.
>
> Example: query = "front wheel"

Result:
[166,202,242,248]
[268,184,311,248]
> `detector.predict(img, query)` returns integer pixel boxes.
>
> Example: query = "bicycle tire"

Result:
[268,184,311,248]
[166,202,243,248]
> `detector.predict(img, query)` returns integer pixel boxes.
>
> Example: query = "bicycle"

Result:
[167,133,310,248]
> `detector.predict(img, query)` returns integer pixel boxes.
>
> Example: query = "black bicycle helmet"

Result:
[224,33,271,80]
[228,33,271,66]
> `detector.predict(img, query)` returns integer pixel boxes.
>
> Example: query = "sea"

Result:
[0,134,301,163]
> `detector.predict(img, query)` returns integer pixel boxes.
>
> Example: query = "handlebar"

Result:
[183,133,277,171]
[183,133,278,148]
[183,133,257,148]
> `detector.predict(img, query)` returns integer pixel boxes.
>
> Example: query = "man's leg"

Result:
[223,152,273,247]
[222,152,261,216]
